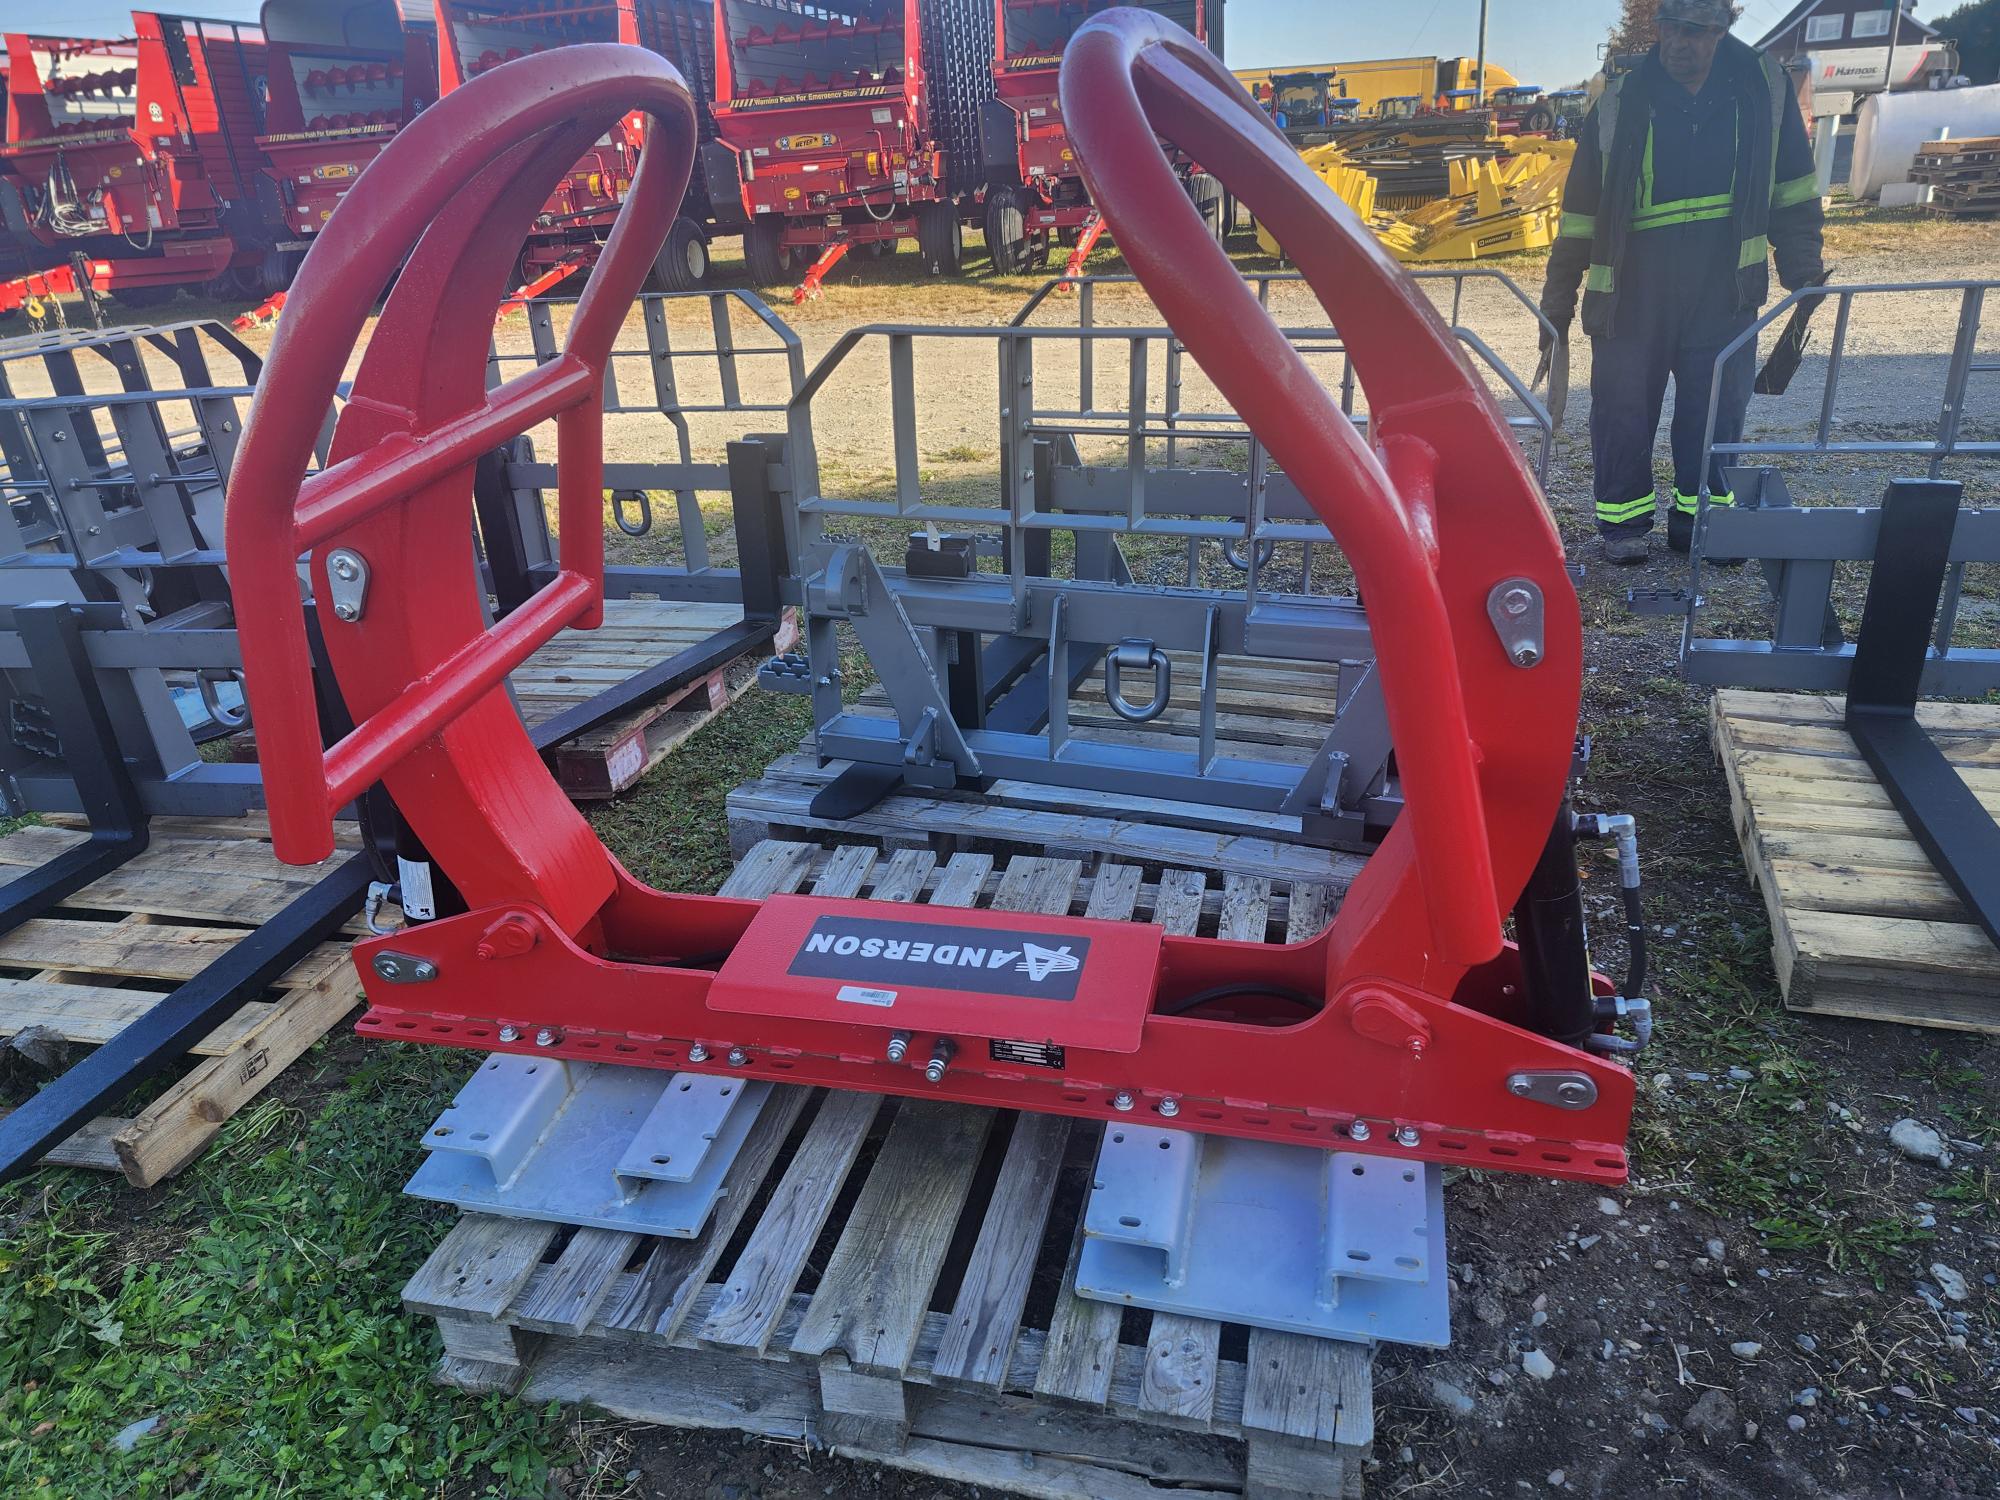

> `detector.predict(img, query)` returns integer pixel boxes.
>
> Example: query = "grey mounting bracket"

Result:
[326,548,369,623]
[1075,1124,1450,1348]
[1486,577,1544,668]
[405,1054,775,1236]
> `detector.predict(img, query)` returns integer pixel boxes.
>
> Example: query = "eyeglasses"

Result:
[1659,18,1727,39]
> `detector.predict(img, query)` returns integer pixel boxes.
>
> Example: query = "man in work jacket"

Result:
[1540,0,1824,563]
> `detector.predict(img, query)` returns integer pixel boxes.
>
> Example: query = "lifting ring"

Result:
[1104,638,1171,722]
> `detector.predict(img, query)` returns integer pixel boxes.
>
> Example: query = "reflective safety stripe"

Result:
[1737,233,1769,267]
[1632,118,1738,234]
[1674,489,1735,514]
[1598,492,1657,523]
[1586,263,1615,293]
[1558,209,1595,238]
[1772,170,1818,209]
[1632,201,1733,231]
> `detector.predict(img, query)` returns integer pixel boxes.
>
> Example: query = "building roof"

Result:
[1754,0,1938,51]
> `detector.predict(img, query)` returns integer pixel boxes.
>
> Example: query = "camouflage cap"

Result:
[1658,0,1737,27]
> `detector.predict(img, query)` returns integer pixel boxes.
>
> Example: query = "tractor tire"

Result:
[1523,105,1556,136]
[917,200,962,275]
[1187,174,1225,243]
[744,219,787,285]
[984,187,1029,274]
[651,216,710,292]
[202,264,262,301]
[111,284,175,310]
[258,247,297,296]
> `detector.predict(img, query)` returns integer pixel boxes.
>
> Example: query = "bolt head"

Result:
[1111,1090,1135,1113]
[1157,1096,1180,1118]
[333,600,361,622]
[1395,1124,1420,1147]
[1348,1119,1372,1142]
[687,1042,709,1064]
[331,555,359,581]
[1512,645,1541,668]
[727,1047,748,1067]
[1557,1080,1590,1104]
[1508,1074,1532,1096]
[498,1025,520,1043]
[534,1027,557,1048]
[1501,586,1533,617]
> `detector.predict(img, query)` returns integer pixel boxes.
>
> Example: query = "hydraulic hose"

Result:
[1574,811,1651,1054]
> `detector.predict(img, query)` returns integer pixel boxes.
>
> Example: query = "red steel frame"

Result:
[0,18,269,293]
[225,25,1637,1188]
[256,2,438,253]
[712,0,949,258]
[988,0,1203,239]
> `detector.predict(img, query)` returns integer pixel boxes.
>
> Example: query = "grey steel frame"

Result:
[771,271,1555,846]
[0,292,806,825]
[485,288,805,599]
[1675,279,1999,690]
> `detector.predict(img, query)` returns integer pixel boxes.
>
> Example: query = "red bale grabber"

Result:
[226,27,1638,1185]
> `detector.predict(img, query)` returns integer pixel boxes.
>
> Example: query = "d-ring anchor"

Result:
[1221,535,1276,571]
[612,489,654,537]
[1106,638,1171,722]
[196,668,250,731]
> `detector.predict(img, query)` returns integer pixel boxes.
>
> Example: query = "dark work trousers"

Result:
[1589,234,1757,538]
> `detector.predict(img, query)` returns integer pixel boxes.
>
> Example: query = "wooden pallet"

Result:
[1910,142,2000,218]
[408,838,1370,1499]
[0,815,365,1184]
[727,652,1362,887]
[514,598,797,800]
[1711,689,2000,1034]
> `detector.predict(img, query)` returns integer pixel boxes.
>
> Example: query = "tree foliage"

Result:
[1608,0,1664,57]
[1935,0,2000,82]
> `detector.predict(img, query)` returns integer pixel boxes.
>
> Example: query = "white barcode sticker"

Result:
[836,984,897,1008]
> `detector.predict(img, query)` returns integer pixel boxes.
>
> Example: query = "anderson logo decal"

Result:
[789,916,1089,1001]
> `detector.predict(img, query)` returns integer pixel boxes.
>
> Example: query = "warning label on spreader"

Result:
[787,915,1089,1002]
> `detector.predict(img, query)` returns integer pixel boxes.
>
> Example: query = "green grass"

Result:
[0,1052,560,1498]
[0,679,841,1498]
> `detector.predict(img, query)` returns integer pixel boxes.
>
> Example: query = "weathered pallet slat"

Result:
[409,837,1368,1497]
[516,600,796,799]
[1712,688,2000,1033]
[0,817,365,1186]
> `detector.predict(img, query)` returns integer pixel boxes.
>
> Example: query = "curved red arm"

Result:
[1060,12,1581,970]
[226,47,694,926]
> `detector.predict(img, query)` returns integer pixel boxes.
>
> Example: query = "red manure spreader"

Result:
[0,15,274,304]
[252,1,439,288]
[435,0,734,291]
[713,0,993,293]
[978,0,1221,275]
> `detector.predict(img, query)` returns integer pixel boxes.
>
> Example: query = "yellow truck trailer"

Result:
[1235,55,1520,116]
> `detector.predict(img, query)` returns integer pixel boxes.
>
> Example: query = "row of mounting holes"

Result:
[368,1018,1626,1173]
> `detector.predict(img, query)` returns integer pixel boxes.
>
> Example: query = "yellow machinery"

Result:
[1234,56,1520,116]
[1260,137,1575,264]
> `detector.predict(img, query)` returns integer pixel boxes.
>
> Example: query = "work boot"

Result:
[1600,532,1649,565]
[1668,499,1744,565]
[1666,507,1694,555]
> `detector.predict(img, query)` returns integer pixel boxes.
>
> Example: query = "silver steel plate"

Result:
[406,1057,774,1236]
[1076,1129,1450,1348]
